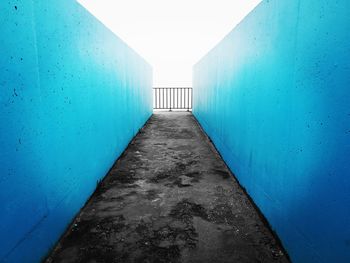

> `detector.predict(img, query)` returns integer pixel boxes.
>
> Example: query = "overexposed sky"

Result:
[78,0,261,87]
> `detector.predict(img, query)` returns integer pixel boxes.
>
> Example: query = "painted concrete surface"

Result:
[193,0,350,262]
[0,1,152,262]
[46,113,289,263]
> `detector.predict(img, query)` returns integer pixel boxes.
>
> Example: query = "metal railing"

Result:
[153,87,192,111]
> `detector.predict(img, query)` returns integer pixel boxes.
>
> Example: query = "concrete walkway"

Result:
[46,112,289,263]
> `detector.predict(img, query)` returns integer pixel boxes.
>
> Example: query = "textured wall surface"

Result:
[193,1,350,262]
[0,1,152,262]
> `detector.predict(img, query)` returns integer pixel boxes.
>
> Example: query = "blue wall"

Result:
[0,1,152,262]
[193,1,350,262]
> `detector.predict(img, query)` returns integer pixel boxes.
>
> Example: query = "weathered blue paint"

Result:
[193,0,350,262]
[0,1,152,262]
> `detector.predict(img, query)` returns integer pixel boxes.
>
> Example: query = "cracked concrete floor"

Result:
[46,112,289,263]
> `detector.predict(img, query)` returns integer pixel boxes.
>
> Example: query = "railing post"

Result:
[169,88,172,111]
[187,88,189,111]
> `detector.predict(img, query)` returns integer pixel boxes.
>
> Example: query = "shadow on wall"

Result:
[193,0,350,262]
[0,0,152,262]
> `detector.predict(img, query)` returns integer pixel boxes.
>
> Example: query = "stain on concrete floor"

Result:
[45,112,289,263]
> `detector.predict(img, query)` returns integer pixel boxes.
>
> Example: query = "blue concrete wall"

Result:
[0,1,152,262]
[193,1,350,262]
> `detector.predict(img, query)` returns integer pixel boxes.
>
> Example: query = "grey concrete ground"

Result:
[46,112,289,263]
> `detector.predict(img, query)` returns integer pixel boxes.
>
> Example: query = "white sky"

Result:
[78,0,261,87]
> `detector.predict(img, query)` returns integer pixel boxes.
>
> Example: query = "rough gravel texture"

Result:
[46,112,289,263]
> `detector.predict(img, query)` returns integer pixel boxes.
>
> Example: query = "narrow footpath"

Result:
[46,112,289,263]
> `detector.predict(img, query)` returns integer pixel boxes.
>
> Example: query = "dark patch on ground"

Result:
[145,189,159,200]
[185,171,203,183]
[170,199,208,222]
[133,219,198,263]
[45,113,289,263]
[148,161,195,188]
[212,169,231,179]
[169,177,192,188]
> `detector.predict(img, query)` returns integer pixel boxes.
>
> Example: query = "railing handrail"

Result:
[153,87,192,91]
